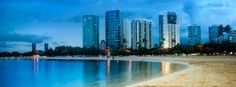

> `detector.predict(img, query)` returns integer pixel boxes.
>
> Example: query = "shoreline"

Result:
[1,56,236,87]
[126,56,236,87]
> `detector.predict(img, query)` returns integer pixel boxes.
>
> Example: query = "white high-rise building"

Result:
[123,20,130,48]
[131,20,152,49]
[159,12,179,48]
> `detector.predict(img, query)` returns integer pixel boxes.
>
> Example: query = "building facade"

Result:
[209,25,219,44]
[131,20,152,49]
[159,12,179,48]
[105,10,123,50]
[188,25,201,46]
[32,43,36,52]
[123,20,130,48]
[44,43,49,51]
[230,30,236,43]
[83,15,99,48]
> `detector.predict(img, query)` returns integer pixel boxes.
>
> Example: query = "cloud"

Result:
[206,3,225,8]
[0,33,50,43]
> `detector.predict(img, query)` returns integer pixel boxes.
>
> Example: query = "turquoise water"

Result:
[0,58,187,87]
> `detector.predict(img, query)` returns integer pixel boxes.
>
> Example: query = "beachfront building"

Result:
[44,43,49,51]
[105,10,124,50]
[123,20,130,48]
[83,15,99,48]
[159,12,179,48]
[188,25,201,46]
[131,19,152,49]
[209,25,219,44]
[230,30,236,43]
[32,43,36,52]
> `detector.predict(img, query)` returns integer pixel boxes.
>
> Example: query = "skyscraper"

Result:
[32,43,36,52]
[230,30,236,43]
[123,20,130,48]
[105,10,123,50]
[131,20,152,49]
[44,43,49,51]
[188,25,201,46]
[209,25,219,44]
[83,15,99,48]
[159,12,179,48]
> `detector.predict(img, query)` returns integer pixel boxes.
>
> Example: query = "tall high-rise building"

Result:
[123,20,130,48]
[83,15,99,48]
[209,25,219,44]
[105,10,123,50]
[32,43,36,52]
[188,25,201,46]
[44,43,49,51]
[159,12,179,48]
[230,30,236,43]
[131,20,152,49]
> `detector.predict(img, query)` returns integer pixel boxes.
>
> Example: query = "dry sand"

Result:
[125,56,236,87]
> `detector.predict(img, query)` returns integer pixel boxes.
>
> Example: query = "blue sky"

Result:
[1,0,236,52]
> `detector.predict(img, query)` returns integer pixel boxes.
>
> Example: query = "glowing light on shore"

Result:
[161,62,171,75]
[32,54,40,59]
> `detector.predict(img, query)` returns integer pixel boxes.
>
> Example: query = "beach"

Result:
[125,56,236,87]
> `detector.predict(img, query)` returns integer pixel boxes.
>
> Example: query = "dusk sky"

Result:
[1,0,236,52]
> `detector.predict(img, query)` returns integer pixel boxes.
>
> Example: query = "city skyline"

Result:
[1,0,236,52]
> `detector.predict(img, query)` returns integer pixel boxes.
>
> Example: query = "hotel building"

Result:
[83,15,99,48]
[131,20,152,49]
[188,25,201,46]
[105,10,124,50]
[159,12,179,48]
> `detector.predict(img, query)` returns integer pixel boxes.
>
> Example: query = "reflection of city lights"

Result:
[128,60,132,72]
[127,60,132,81]
[106,60,111,84]
[161,62,170,75]
[33,58,39,77]
[32,54,40,59]
[106,60,110,76]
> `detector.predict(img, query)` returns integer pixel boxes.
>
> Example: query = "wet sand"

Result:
[126,56,236,87]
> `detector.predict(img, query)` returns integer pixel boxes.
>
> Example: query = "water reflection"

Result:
[127,60,132,81]
[160,62,186,76]
[161,62,170,75]
[0,59,186,87]
[32,58,39,77]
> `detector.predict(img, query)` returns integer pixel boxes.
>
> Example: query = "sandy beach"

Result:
[123,56,236,87]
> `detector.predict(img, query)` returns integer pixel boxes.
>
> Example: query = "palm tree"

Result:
[172,39,176,44]
[218,25,224,44]
[143,39,147,48]
[224,25,232,43]
[224,25,232,33]
[136,42,141,50]
[123,39,127,48]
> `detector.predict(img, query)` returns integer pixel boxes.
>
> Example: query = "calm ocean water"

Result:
[0,58,187,87]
